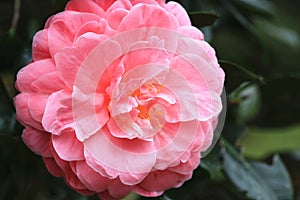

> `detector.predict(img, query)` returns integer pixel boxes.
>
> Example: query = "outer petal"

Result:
[47,11,100,57]
[52,130,84,161]
[135,170,192,197]
[164,1,191,26]
[118,4,179,31]
[32,30,51,61]
[14,93,44,130]
[15,59,56,93]
[43,157,64,177]
[74,161,112,193]
[22,126,51,157]
[32,71,66,93]
[66,0,105,16]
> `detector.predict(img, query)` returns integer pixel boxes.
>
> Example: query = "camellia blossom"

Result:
[14,0,225,199]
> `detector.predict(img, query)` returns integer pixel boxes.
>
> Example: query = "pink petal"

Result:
[31,71,66,93]
[47,11,100,57]
[43,157,64,177]
[178,26,204,40]
[84,127,155,185]
[168,151,200,175]
[135,170,191,197]
[97,190,119,200]
[154,120,200,170]
[66,0,105,16]
[106,8,129,29]
[164,1,191,26]
[42,90,73,135]
[15,59,56,93]
[129,0,160,5]
[14,93,44,131]
[52,130,84,161]
[118,4,179,31]
[107,179,133,199]
[55,32,108,88]
[32,30,50,61]
[74,161,112,193]
[27,93,48,123]
[22,126,51,157]
[94,0,115,11]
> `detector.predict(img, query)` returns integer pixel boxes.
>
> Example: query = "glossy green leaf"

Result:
[251,155,293,200]
[221,138,278,200]
[188,12,218,27]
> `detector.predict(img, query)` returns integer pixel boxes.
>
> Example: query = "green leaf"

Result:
[200,147,224,181]
[238,125,300,159]
[251,155,293,200]
[228,83,261,123]
[221,138,278,200]
[188,12,218,27]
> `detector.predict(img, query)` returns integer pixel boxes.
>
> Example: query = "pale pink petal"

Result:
[168,152,200,175]
[84,127,155,184]
[43,157,64,177]
[42,90,73,135]
[164,1,191,26]
[66,0,105,16]
[22,126,51,157]
[15,59,56,93]
[14,93,44,130]
[154,120,200,170]
[55,32,108,88]
[178,26,204,40]
[52,130,84,161]
[106,0,132,13]
[118,4,179,31]
[32,30,50,61]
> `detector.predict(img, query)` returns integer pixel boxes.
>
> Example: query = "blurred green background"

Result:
[0,0,299,199]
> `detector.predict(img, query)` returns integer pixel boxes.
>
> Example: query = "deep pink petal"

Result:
[136,170,191,197]
[43,157,64,177]
[52,130,84,161]
[32,30,51,61]
[94,0,115,11]
[22,126,51,157]
[107,179,133,199]
[14,93,44,130]
[106,8,129,29]
[16,59,56,93]
[66,0,105,16]
[27,93,48,123]
[74,161,112,193]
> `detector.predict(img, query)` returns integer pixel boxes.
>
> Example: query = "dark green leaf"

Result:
[221,138,278,200]
[0,78,19,136]
[188,12,218,27]
[252,155,293,200]
[257,77,300,127]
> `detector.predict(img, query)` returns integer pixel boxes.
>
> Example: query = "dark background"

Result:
[0,0,299,199]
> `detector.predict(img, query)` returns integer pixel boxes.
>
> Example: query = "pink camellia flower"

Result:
[14,0,225,199]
